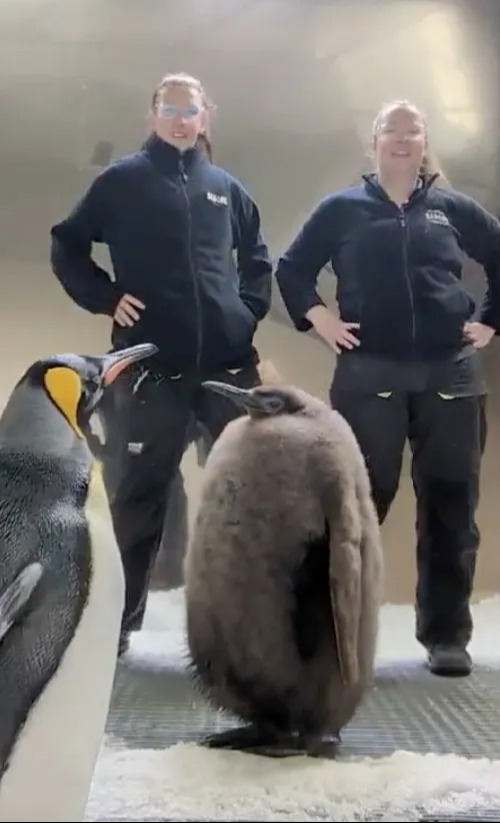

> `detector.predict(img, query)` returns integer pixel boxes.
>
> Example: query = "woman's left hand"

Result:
[463,321,495,349]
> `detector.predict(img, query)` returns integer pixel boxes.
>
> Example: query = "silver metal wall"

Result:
[1,0,498,601]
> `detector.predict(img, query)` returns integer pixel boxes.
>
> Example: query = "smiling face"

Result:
[373,102,427,178]
[150,76,208,153]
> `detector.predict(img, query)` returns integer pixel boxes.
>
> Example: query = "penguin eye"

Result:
[261,396,285,415]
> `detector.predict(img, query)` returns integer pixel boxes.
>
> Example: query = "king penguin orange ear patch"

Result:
[43,366,84,437]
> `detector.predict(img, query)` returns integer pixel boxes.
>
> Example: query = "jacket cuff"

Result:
[100,283,122,317]
[478,307,500,335]
[293,294,326,332]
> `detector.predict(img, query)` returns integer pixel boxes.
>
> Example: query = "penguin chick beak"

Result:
[202,381,284,415]
[101,343,158,386]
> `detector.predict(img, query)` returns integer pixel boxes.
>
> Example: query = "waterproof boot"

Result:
[427,643,472,677]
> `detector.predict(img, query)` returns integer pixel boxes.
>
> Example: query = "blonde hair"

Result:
[151,72,215,112]
[372,99,449,184]
[195,132,213,163]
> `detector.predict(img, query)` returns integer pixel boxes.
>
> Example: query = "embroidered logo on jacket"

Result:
[207,192,228,206]
[425,209,450,227]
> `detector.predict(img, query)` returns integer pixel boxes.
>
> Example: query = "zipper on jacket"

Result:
[398,206,416,351]
[179,157,203,373]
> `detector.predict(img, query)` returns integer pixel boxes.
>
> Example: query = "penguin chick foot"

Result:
[300,732,342,759]
[241,737,305,758]
[200,723,268,750]
[200,724,300,757]
[240,731,343,759]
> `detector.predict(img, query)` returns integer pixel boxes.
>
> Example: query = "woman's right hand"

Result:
[113,293,146,327]
[306,305,360,355]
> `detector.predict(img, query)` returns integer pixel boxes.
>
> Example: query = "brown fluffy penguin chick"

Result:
[183,381,385,759]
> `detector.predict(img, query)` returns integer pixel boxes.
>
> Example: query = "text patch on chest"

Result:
[425,209,450,227]
[207,191,228,206]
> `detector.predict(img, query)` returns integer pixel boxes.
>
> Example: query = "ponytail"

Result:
[419,150,450,186]
[196,133,213,163]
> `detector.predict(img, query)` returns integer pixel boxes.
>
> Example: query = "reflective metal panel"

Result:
[0,0,499,602]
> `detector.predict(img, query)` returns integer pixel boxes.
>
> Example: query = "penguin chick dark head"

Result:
[10,343,158,439]
[202,381,305,418]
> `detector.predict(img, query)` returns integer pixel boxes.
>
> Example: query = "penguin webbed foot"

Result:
[243,730,343,759]
[300,731,342,759]
[199,724,299,757]
[199,725,342,759]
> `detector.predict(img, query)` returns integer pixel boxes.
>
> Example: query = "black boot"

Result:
[427,643,472,677]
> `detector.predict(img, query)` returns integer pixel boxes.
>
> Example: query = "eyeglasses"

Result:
[156,104,201,120]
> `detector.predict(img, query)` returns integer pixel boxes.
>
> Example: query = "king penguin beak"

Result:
[101,343,158,386]
[202,380,265,412]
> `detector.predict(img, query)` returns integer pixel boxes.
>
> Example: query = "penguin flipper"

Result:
[325,481,363,686]
[0,562,43,642]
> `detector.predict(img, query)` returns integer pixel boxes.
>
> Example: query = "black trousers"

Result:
[330,375,487,649]
[151,469,189,591]
[99,359,262,634]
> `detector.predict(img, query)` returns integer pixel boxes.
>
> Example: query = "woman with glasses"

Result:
[50,72,273,654]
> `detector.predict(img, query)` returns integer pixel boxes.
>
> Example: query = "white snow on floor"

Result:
[88,744,500,821]
[121,586,500,672]
[86,590,500,820]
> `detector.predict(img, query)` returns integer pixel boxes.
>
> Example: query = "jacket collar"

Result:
[362,171,439,204]
[141,133,203,174]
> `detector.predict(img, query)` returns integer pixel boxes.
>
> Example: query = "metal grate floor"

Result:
[107,657,500,759]
[99,650,500,821]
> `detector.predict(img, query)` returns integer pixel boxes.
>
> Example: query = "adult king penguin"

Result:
[184,380,384,758]
[0,342,157,822]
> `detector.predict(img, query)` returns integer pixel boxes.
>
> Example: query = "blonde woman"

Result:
[275,99,500,678]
